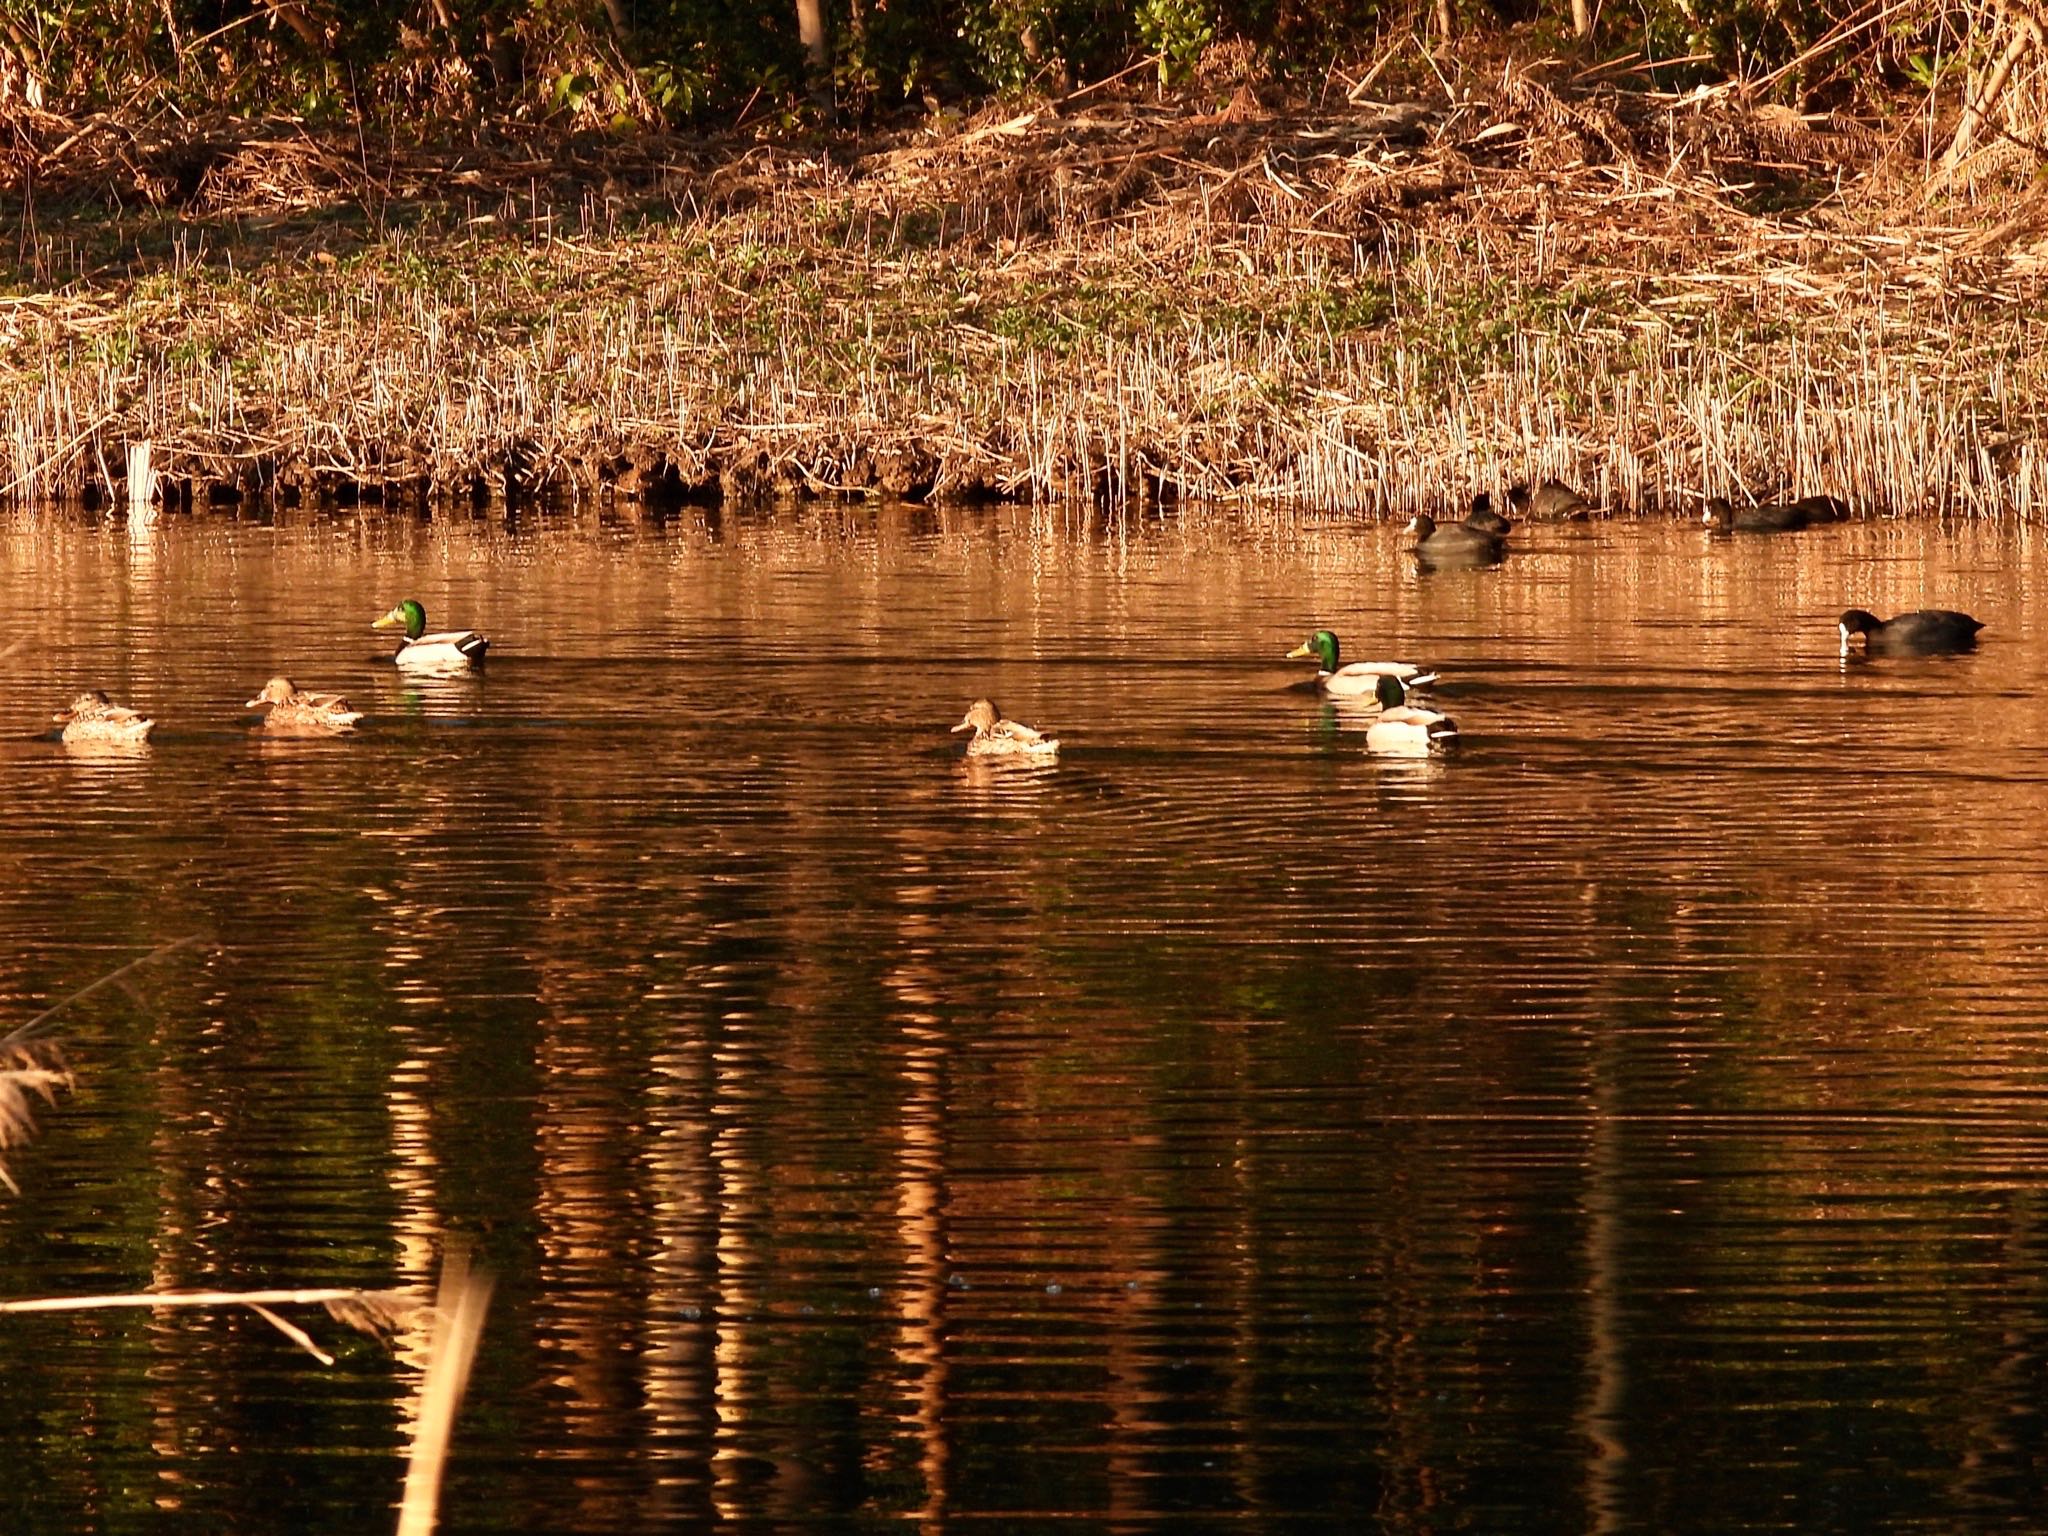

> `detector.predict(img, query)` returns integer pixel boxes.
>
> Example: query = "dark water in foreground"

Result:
[5,503,2048,1534]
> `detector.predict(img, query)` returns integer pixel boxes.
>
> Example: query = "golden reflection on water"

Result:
[61,737,153,764]
[8,505,2048,1530]
[883,854,951,1533]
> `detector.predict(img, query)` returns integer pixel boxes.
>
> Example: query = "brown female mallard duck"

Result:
[53,691,155,745]
[951,699,1059,759]
[246,677,363,734]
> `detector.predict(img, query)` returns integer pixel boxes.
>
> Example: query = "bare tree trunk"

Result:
[599,0,631,43]
[1433,0,1454,44]
[1571,0,1594,40]
[259,0,326,51]
[1932,1,2044,193]
[795,0,832,114]
[0,11,45,108]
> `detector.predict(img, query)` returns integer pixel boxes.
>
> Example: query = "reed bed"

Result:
[5,65,2048,515]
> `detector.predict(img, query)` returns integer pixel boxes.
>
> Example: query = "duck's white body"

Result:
[953,699,1059,759]
[1315,661,1437,700]
[392,630,489,673]
[1366,704,1457,757]
[966,720,1060,758]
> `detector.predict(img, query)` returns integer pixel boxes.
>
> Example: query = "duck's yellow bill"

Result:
[1285,642,1314,659]
[371,608,403,630]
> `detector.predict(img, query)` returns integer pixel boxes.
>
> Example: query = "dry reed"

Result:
[4,60,2048,516]
[0,935,203,1193]
[395,1245,494,1536]
[1,1247,491,1535]
[0,1040,69,1195]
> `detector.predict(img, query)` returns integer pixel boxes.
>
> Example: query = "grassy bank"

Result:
[6,53,2048,518]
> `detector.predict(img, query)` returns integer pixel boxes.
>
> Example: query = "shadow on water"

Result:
[3,506,2048,1532]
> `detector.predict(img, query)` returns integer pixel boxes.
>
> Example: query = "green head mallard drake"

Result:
[1285,629,1437,700]
[53,690,154,745]
[1365,673,1458,757]
[952,698,1059,759]
[245,676,363,734]
[372,599,488,673]
[1406,513,1505,567]
[1508,479,1592,520]
[1703,496,1809,534]
[1838,608,1983,657]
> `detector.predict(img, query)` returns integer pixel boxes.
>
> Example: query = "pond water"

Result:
[5,502,2048,1533]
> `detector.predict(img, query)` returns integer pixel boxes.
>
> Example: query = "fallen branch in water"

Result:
[0,1285,423,1363]
[0,1285,418,1315]
[0,1247,493,1533]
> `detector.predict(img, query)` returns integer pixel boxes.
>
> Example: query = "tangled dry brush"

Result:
[8,39,2048,516]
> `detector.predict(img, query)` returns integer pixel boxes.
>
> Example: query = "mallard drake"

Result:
[1365,674,1458,756]
[1464,494,1513,535]
[53,690,154,745]
[1508,479,1592,520]
[372,599,488,672]
[952,699,1059,759]
[1286,629,1437,699]
[1838,608,1983,657]
[1406,513,1506,566]
[1703,496,1809,533]
[246,676,363,734]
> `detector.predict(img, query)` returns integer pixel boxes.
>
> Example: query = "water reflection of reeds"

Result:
[6,511,2048,1528]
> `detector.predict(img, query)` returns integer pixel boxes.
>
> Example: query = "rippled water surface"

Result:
[6,503,2048,1533]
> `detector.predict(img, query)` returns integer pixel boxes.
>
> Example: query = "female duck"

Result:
[1406,513,1505,566]
[246,677,364,734]
[1838,608,1983,657]
[1286,629,1436,700]
[53,691,155,745]
[372,599,488,672]
[952,699,1059,759]
[1365,674,1458,756]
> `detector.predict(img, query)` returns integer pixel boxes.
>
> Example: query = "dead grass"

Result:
[0,936,203,1192]
[0,1037,70,1195]
[4,54,2048,516]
